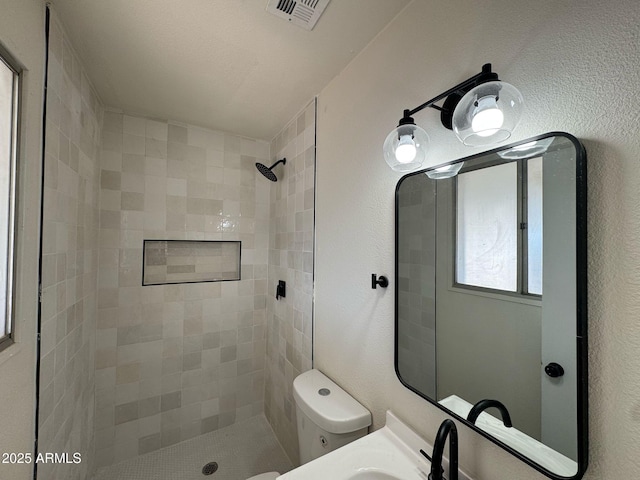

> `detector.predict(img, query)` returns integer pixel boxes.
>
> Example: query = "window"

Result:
[455,158,542,296]
[0,50,19,351]
[526,157,543,294]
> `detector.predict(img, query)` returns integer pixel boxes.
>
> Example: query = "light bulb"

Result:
[452,81,523,147]
[471,96,504,137]
[395,134,417,164]
[383,123,428,172]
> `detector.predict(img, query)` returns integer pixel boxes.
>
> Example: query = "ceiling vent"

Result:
[266,0,331,31]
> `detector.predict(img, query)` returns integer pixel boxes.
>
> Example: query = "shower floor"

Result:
[92,415,294,480]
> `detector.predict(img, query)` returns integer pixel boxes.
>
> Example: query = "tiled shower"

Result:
[38,11,102,480]
[265,100,316,462]
[38,11,315,480]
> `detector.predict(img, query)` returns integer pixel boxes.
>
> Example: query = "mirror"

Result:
[395,133,587,479]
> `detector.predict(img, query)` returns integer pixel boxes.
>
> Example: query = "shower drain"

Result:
[202,462,219,475]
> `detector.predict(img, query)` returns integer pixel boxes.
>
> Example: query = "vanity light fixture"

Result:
[383,64,523,172]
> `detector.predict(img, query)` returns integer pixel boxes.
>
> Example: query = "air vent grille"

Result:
[267,0,331,31]
[276,0,296,15]
[293,5,314,23]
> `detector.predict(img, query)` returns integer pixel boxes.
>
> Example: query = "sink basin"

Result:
[348,471,403,479]
[277,411,473,480]
[348,471,404,479]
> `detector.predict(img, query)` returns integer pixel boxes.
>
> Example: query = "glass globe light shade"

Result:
[426,162,464,180]
[452,81,523,147]
[383,123,429,172]
[497,137,554,160]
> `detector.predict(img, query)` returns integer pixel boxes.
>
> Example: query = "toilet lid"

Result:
[246,472,280,480]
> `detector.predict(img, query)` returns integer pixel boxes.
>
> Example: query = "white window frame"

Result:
[0,46,20,352]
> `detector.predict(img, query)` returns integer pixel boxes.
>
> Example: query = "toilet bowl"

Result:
[246,369,371,480]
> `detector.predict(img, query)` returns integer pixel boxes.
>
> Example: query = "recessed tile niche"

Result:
[142,240,241,285]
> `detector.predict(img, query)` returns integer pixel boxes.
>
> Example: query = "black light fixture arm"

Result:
[398,64,498,128]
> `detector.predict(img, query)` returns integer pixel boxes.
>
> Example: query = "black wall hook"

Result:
[371,274,389,289]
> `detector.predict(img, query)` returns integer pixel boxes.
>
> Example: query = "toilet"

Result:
[247,369,371,480]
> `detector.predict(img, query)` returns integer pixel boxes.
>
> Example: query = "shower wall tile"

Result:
[265,99,316,464]
[39,11,102,480]
[96,113,270,467]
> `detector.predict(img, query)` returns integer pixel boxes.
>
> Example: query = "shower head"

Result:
[255,158,286,182]
[256,162,278,182]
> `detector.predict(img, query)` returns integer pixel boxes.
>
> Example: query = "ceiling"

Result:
[50,0,410,141]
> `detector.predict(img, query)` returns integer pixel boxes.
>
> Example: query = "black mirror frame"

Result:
[394,132,588,480]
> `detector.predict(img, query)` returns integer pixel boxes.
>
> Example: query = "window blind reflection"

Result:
[456,162,518,291]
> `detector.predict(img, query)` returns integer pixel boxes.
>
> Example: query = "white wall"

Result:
[0,0,44,478]
[315,0,640,479]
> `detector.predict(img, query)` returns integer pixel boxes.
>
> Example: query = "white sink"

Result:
[278,411,473,480]
[347,472,404,480]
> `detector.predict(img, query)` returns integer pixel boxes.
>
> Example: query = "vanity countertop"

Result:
[278,411,473,480]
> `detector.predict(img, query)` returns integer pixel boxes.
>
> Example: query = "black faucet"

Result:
[420,419,458,480]
[467,399,513,427]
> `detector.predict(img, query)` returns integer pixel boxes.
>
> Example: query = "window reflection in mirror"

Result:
[455,157,543,295]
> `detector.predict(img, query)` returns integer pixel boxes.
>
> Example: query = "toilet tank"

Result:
[293,369,371,464]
